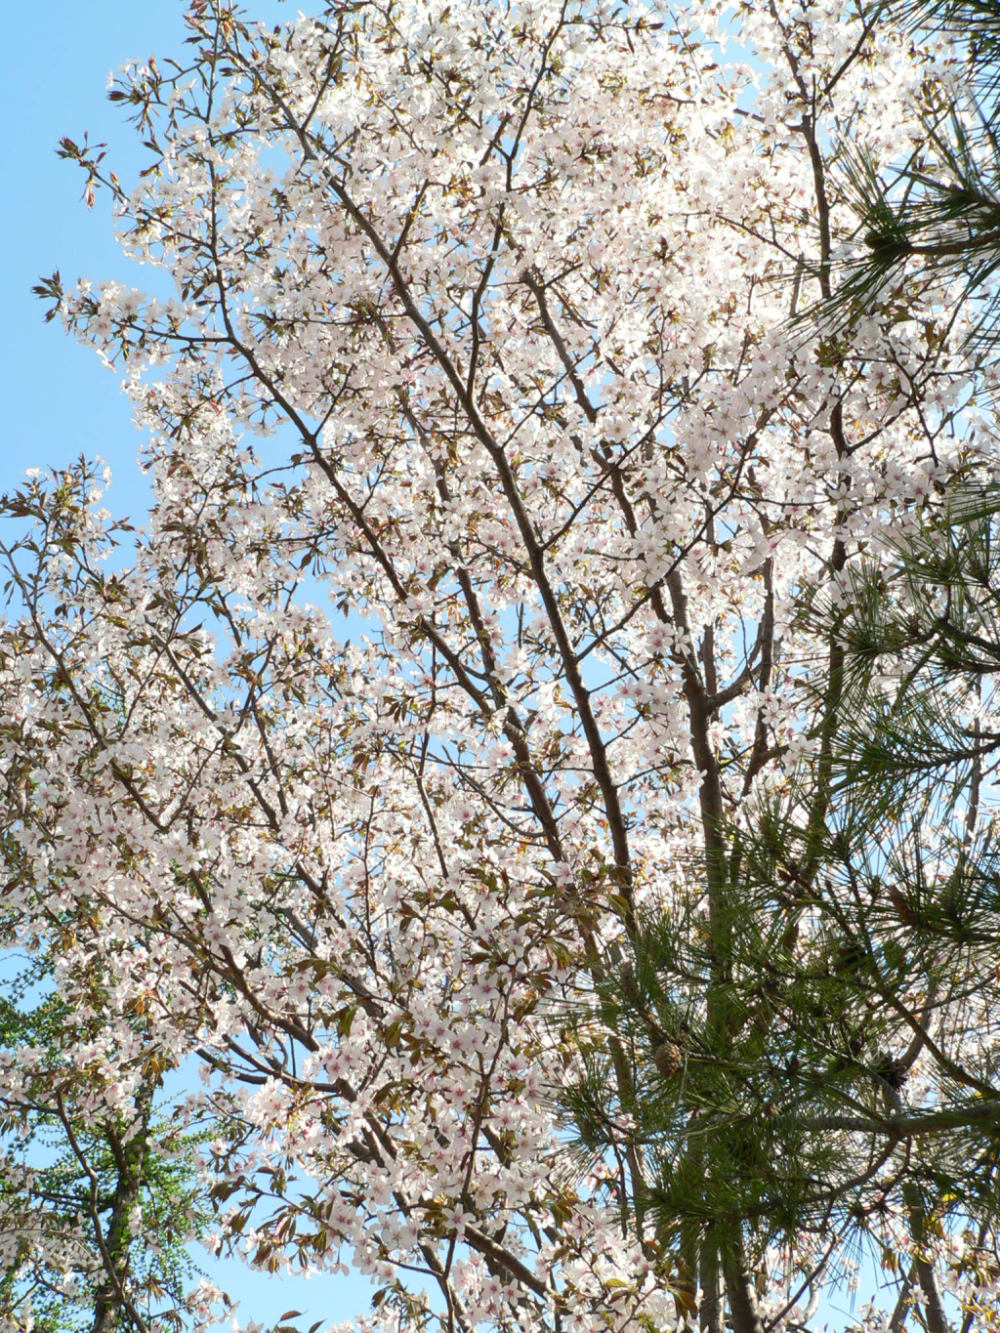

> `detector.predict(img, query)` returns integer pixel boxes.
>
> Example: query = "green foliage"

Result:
[820,486,1000,814]
[559,491,1000,1293]
[813,0,1000,352]
[0,957,212,1333]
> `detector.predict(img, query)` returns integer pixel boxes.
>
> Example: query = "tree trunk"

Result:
[91,1080,154,1333]
[699,1238,724,1333]
[723,1242,765,1333]
[903,1183,951,1333]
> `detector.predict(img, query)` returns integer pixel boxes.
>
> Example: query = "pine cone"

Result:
[653,1040,683,1078]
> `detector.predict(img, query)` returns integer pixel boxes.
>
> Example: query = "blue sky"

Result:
[2,2,207,512]
[0,3,376,1327]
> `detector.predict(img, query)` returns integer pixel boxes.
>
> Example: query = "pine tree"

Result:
[562,490,1000,1332]
[0,952,212,1333]
[820,0,1000,355]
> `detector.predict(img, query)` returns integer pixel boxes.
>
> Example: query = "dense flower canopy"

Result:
[2,1,997,1331]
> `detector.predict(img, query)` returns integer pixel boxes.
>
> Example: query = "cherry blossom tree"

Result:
[2,0,997,1329]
